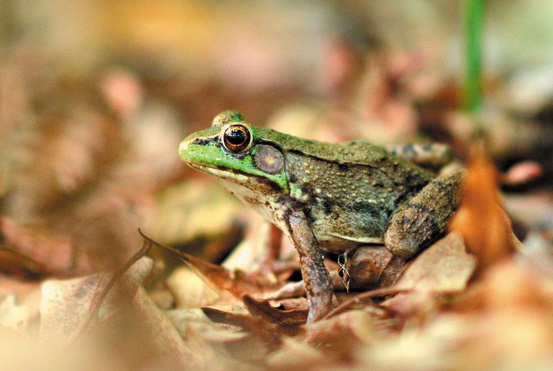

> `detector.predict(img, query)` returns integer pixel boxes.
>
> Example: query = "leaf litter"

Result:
[1,26,553,370]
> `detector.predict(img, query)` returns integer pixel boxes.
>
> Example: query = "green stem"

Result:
[464,0,484,113]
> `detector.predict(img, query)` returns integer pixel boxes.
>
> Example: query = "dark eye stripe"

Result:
[192,137,217,146]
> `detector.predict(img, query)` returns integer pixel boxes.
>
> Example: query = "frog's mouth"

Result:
[187,163,284,193]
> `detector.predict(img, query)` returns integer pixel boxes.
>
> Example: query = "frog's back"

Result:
[256,127,435,252]
[256,127,391,166]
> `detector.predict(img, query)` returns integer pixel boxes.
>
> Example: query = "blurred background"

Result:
[0,0,553,276]
[2,0,553,303]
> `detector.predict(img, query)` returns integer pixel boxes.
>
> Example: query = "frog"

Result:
[179,111,463,323]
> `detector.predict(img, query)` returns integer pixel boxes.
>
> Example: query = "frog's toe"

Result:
[306,293,334,323]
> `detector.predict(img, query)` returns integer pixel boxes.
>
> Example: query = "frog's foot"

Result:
[302,255,334,323]
[385,168,464,259]
[296,239,334,323]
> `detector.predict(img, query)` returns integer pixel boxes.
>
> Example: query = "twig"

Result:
[323,286,410,320]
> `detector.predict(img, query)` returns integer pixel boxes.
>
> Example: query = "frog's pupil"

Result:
[227,129,246,145]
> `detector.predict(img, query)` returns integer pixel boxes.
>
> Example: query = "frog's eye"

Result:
[221,124,252,153]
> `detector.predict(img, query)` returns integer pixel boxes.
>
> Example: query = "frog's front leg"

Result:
[385,168,464,259]
[284,206,333,323]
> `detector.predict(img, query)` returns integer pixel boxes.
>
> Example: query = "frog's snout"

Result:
[179,140,190,156]
[179,139,189,153]
[178,139,192,160]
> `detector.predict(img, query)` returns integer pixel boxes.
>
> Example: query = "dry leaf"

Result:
[265,337,325,370]
[178,251,285,300]
[303,309,380,352]
[39,257,154,343]
[0,218,75,277]
[38,255,242,369]
[242,295,307,328]
[394,233,476,292]
[450,140,517,273]
[201,306,285,363]
[377,233,475,318]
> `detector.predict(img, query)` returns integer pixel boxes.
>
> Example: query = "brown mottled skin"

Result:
[179,111,463,323]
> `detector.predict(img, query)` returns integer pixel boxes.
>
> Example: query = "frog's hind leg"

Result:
[384,168,464,259]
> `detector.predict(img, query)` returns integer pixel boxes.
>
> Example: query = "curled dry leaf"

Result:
[449,141,518,273]
[242,295,307,328]
[177,251,285,301]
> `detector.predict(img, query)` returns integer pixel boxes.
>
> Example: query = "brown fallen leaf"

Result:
[201,305,288,363]
[325,233,475,320]
[173,248,285,300]
[38,256,244,369]
[449,140,518,274]
[265,337,325,371]
[39,257,154,344]
[267,309,383,370]
[242,295,307,329]
[0,217,76,278]
[380,233,474,319]
[394,233,476,293]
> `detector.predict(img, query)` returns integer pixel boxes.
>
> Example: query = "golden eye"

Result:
[222,124,251,153]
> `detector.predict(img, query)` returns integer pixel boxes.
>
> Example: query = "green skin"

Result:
[179,111,463,323]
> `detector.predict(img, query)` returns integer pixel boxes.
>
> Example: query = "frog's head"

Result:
[179,111,289,198]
